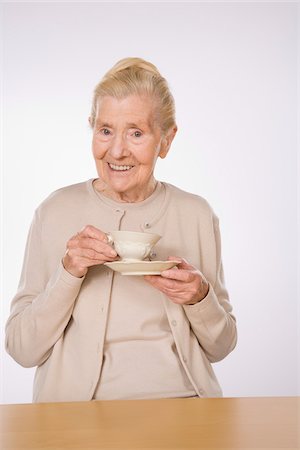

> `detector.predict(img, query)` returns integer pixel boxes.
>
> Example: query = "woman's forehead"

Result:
[95,95,158,128]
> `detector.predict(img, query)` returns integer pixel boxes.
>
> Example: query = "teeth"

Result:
[109,163,133,171]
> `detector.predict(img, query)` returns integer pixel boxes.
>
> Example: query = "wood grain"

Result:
[0,397,298,449]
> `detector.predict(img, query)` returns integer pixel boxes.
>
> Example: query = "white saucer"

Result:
[104,260,179,276]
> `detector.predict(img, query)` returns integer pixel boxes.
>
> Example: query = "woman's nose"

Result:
[109,134,130,159]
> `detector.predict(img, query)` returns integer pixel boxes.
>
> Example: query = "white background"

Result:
[1,1,299,403]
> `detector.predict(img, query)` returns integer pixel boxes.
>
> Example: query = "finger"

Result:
[145,277,187,301]
[78,225,109,242]
[160,268,194,282]
[144,274,164,287]
[167,256,196,270]
[67,247,118,263]
[144,275,182,291]
[69,236,117,258]
[144,274,202,303]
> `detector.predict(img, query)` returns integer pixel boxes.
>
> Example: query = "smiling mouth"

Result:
[108,163,134,172]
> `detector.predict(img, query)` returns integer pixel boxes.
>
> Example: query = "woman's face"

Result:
[91,95,175,202]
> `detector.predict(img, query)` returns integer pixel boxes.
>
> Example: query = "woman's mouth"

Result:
[108,163,134,172]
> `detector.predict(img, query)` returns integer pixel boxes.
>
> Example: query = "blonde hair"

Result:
[90,57,176,134]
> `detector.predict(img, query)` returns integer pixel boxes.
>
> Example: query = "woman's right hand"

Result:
[62,225,118,278]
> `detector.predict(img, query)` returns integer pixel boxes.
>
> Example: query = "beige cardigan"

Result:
[5,180,237,402]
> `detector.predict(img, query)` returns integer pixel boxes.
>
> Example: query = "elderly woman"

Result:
[5,58,237,402]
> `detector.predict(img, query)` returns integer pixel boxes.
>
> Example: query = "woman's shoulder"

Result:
[47,179,91,198]
[36,179,93,215]
[163,182,214,214]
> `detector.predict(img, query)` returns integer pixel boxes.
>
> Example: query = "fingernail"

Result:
[110,250,117,256]
[106,234,113,244]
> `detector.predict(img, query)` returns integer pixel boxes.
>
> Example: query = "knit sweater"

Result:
[5,179,237,402]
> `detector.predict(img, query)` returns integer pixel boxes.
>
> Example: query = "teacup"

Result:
[107,230,161,262]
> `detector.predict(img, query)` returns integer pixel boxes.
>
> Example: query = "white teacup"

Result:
[107,230,161,262]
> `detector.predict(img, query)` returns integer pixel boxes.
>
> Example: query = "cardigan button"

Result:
[171,320,177,327]
[144,222,150,228]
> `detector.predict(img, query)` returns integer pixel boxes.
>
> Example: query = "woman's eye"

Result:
[133,131,142,138]
[101,128,111,136]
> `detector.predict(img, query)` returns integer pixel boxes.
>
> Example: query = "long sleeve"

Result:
[5,180,237,401]
[5,210,85,368]
[183,214,237,363]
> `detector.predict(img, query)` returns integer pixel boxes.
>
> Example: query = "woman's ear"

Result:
[88,117,93,128]
[159,126,178,159]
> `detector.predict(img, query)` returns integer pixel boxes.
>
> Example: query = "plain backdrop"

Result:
[1,1,299,404]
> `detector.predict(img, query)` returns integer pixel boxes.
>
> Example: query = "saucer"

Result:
[104,260,179,276]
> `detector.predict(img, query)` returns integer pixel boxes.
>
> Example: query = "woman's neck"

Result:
[93,178,158,203]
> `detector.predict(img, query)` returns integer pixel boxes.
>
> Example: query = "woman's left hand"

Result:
[144,257,209,305]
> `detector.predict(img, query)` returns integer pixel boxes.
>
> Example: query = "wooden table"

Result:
[0,397,298,449]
